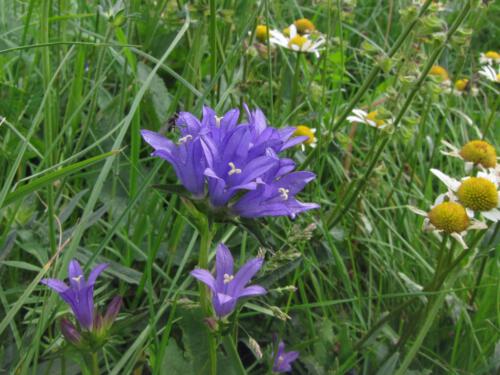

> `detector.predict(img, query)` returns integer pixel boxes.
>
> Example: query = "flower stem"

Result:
[198,218,217,375]
[91,352,99,375]
[222,335,246,375]
[289,53,302,117]
[469,222,499,306]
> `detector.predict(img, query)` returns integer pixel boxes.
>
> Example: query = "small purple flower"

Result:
[41,259,108,330]
[190,243,266,318]
[273,341,299,373]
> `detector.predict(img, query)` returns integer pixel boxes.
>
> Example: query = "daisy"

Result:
[450,78,478,96]
[269,24,325,58]
[478,65,500,83]
[429,65,451,86]
[293,18,316,34]
[431,169,500,222]
[479,51,500,65]
[346,109,391,129]
[293,125,317,151]
[255,24,269,43]
[409,199,486,249]
[441,139,497,172]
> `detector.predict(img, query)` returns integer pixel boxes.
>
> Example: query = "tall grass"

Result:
[0,0,498,374]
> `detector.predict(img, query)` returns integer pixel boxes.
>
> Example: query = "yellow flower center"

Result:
[366,111,385,127]
[457,177,498,212]
[255,25,268,42]
[288,35,308,48]
[485,51,500,60]
[294,125,316,145]
[455,79,469,91]
[459,140,497,168]
[294,18,315,34]
[429,65,449,81]
[428,202,469,233]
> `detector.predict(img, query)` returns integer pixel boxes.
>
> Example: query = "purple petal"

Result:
[275,171,316,195]
[282,135,308,151]
[141,130,175,151]
[276,341,285,358]
[61,287,93,329]
[215,244,234,290]
[283,351,299,363]
[191,269,216,292]
[212,293,237,317]
[177,112,201,135]
[68,260,84,289]
[238,285,266,298]
[229,257,263,295]
[221,109,240,130]
[87,263,108,286]
[40,278,68,293]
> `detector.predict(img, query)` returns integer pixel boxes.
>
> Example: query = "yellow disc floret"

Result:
[294,125,316,145]
[429,65,449,81]
[288,35,308,49]
[455,79,469,91]
[485,51,500,61]
[457,177,498,211]
[459,140,497,168]
[366,111,385,127]
[294,18,315,34]
[428,202,469,233]
[256,25,268,42]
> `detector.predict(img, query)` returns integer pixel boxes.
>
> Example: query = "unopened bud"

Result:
[60,318,82,345]
[204,317,218,332]
[103,296,122,327]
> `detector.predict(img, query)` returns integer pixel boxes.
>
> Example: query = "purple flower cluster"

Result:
[141,105,319,219]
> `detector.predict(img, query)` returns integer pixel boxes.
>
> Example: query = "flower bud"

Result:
[103,296,122,328]
[60,318,82,345]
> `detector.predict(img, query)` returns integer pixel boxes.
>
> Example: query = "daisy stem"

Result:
[198,218,217,375]
[289,53,302,117]
[466,226,496,306]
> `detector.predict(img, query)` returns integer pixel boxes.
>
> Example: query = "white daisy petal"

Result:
[451,233,468,249]
[430,169,460,191]
[469,219,488,230]
[482,209,500,222]
[408,206,428,217]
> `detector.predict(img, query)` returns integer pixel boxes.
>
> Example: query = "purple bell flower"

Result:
[190,243,266,318]
[273,341,299,373]
[41,259,108,330]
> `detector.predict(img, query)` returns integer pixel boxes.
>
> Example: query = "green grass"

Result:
[0,0,499,374]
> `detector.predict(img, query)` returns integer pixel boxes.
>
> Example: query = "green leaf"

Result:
[1,150,119,208]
